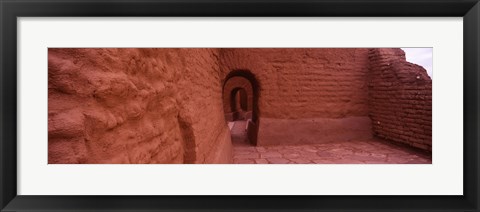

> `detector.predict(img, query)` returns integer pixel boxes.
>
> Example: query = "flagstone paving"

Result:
[230,121,432,164]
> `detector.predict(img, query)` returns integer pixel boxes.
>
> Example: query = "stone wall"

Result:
[368,48,432,151]
[48,48,232,164]
[219,48,373,145]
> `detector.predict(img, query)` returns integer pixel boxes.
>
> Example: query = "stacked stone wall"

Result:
[368,48,432,151]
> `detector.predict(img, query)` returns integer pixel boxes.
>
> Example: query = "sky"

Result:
[401,48,433,78]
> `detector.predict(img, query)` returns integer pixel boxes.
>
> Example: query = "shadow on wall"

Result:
[176,114,196,163]
[223,70,260,145]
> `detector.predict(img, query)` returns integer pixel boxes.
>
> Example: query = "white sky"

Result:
[401,48,433,78]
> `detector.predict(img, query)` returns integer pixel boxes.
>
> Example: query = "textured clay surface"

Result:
[48,48,232,164]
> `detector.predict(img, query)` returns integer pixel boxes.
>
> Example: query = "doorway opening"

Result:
[230,88,249,121]
[222,70,260,146]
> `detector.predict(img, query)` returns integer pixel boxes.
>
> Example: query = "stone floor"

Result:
[230,121,432,164]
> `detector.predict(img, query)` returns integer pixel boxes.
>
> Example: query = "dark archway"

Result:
[222,70,260,145]
[229,88,248,120]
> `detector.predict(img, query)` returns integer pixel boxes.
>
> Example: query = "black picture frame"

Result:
[1,0,479,211]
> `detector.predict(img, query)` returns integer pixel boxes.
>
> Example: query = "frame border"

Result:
[1,0,479,211]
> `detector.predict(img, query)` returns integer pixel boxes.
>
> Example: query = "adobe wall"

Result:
[219,48,373,145]
[48,48,232,164]
[368,49,432,151]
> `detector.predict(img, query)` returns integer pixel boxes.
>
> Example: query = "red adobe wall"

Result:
[220,48,371,119]
[219,48,373,145]
[48,48,232,164]
[368,48,432,151]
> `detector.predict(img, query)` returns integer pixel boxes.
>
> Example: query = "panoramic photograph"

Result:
[48,48,432,164]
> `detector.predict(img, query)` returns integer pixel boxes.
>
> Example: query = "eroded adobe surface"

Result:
[48,48,232,164]
[48,48,432,164]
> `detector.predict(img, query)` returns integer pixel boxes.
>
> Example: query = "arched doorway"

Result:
[222,70,259,145]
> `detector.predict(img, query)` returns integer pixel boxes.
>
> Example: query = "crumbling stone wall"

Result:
[48,48,232,164]
[368,48,432,151]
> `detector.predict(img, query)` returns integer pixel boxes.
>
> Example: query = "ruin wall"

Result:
[368,48,432,151]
